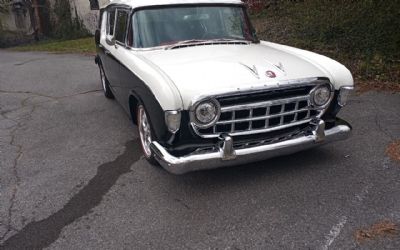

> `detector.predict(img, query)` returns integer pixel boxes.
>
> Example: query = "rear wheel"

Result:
[137,104,158,165]
[99,65,114,99]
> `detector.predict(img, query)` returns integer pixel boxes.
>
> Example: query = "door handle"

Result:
[105,50,111,55]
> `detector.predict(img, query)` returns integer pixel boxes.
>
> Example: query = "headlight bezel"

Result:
[309,84,334,109]
[190,98,221,129]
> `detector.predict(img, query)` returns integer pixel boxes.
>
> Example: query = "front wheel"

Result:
[137,105,158,165]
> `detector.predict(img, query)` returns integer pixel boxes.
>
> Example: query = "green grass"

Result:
[10,37,96,55]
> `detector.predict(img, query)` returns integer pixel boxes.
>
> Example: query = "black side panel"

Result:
[118,62,170,143]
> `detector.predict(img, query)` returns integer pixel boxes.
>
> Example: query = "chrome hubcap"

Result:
[100,67,107,92]
[138,106,152,158]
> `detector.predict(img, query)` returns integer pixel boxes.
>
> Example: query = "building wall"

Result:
[0,0,108,40]
[69,0,109,34]
[0,1,33,34]
[0,1,35,46]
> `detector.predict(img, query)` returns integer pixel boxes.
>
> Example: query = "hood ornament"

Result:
[239,62,260,79]
[266,70,277,78]
[274,62,286,73]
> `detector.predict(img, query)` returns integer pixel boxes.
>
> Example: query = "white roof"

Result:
[105,0,244,9]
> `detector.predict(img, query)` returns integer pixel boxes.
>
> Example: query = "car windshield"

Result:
[132,5,256,48]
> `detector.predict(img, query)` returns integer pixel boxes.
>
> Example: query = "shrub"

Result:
[52,0,90,39]
[251,0,400,82]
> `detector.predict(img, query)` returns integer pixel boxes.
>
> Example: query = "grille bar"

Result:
[221,95,309,112]
[216,108,310,125]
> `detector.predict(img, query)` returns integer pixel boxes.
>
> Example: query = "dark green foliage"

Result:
[52,0,90,39]
[252,0,400,81]
[287,0,399,59]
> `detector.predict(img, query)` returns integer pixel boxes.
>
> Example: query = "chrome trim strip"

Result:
[193,118,314,138]
[151,120,352,175]
[220,95,309,112]
[188,77,327,107]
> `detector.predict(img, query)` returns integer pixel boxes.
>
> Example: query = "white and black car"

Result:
[95,0,354,174]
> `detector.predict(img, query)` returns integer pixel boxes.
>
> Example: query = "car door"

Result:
[99,7,120,96]
[111,8,131,108]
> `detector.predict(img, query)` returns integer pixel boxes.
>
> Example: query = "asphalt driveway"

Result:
[0,51,399,249]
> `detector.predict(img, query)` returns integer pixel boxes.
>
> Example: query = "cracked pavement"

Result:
[0,51,399,249]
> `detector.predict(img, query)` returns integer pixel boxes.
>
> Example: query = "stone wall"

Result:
[64,0,109,34]
[0,0,109,46]
[0,0,36,46]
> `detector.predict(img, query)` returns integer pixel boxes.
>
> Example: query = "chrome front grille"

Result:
[194,87,325,138]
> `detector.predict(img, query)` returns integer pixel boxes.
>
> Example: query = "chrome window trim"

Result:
[114,8,130,44]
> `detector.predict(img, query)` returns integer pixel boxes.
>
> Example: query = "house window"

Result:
[89,0,99,10]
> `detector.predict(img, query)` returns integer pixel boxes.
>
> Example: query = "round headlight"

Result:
[194,100,220,127]
[311,85,331,107]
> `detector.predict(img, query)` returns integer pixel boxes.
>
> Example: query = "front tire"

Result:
[137,105,158,165]
[99,65,114,99]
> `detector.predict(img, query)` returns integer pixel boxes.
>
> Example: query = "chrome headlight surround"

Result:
[309,83,334,109]
[190,98,221,129]
[338,86,354,107]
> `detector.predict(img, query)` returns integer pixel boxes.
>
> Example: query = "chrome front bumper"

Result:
[150,119,352,175]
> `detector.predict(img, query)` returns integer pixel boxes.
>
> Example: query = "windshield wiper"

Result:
[165,39,208,49]
[165,38,251,50]
[209,38,252,43]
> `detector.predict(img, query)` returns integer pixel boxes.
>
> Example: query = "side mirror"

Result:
[106,36,116,46]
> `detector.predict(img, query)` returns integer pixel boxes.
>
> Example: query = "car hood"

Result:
[138,42,353,109]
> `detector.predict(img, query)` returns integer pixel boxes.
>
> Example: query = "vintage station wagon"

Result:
[95,0,354,174]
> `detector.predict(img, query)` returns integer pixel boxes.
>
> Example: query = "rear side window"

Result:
[107,9,116,36]
[115,10,129,43]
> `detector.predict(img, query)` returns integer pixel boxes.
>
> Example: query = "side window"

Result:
[115,10,129,43]
[107,9,116,36]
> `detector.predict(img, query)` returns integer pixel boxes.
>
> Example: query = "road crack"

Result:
[0,88,103,244]
[14,58,45,66]
[0,114,26,242]
[0,89,102,101]
[0,89,102,117]
[0,140,141,249]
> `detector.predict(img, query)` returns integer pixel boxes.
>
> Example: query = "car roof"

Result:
[103,0,244,9]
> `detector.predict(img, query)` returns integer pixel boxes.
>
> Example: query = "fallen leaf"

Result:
[386,140,400,163]
[355,221,398,243]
